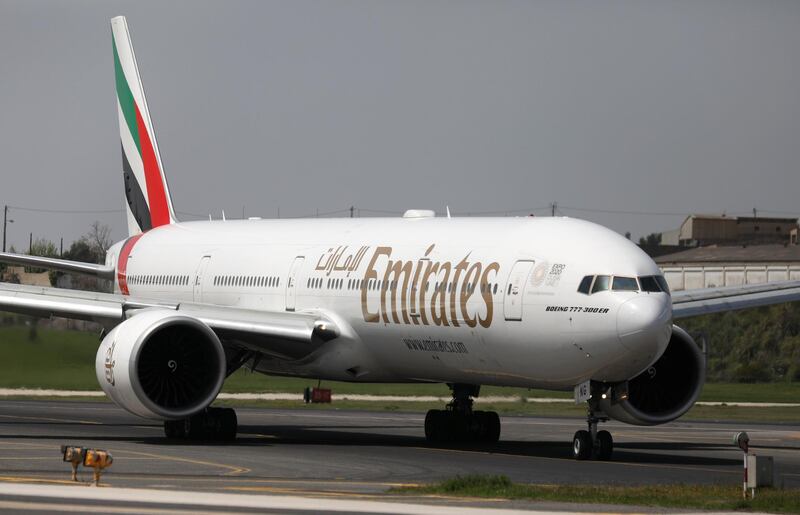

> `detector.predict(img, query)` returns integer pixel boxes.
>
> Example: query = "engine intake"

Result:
[96,310,226,420]
[596,325,705,426]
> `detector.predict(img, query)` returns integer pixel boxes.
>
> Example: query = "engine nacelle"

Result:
[96,309,226,420]
[596,325,705,426]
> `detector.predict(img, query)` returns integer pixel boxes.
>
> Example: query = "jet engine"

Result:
[596,325,705,426]
[96,309,226,420]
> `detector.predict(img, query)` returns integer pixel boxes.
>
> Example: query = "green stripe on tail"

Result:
[113,38,141,155]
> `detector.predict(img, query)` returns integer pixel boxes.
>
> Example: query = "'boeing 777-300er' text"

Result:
[2,17,799,460]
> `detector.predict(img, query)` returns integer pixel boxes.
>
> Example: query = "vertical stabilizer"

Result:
[111,16,177,236]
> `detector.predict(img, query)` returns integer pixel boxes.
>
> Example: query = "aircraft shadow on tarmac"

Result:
[0,419,741,468]
[225,423,741,467]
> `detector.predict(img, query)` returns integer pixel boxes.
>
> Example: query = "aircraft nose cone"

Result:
[617,295,672,355]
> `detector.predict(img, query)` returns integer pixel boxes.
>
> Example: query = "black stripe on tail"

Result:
[122,142,152,232]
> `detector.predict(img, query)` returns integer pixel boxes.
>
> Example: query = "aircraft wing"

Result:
[0,282,338,360]
[671,280,800,319]
[0,252,116,279]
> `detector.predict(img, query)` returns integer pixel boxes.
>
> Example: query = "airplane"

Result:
[2,16,799,460]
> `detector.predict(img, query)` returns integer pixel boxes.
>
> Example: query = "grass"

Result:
[392,475,800,513]
[0,324,799,423]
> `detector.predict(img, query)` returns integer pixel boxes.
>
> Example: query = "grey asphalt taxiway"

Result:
[0,399,798,512]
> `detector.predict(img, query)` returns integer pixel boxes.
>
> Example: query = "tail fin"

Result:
[111,16,177,236]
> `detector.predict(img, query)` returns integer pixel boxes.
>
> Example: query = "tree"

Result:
[65,238,103,265]
[27,238,59,283]
[54,223,114,292]
[638,232,662,246]
[28,238,58,259]
[63,222,113,265]
[88,221,112,256]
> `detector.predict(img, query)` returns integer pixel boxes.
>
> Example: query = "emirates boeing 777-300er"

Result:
[1,17,799,460]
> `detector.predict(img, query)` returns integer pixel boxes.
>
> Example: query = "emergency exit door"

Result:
[503,260,535,321]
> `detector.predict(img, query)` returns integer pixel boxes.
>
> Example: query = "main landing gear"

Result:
[164,407,238,441]
[572,407,612,460]
[424,384,500,443]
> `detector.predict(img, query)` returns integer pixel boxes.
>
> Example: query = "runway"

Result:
[0,399,798,511]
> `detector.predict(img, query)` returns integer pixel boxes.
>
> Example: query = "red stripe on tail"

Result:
[134,105,170,227]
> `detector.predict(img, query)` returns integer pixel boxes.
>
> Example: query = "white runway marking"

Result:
[0,483,593,515]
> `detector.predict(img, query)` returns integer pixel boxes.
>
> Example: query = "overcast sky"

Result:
[1,0,798,251]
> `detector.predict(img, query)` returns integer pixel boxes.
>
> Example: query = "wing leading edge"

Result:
[0,252,116,279]
[0,282,338,360]
[671,280,800,319]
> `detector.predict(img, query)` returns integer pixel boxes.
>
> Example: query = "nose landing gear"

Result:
[424,384,501,443]
[573,408,612,460]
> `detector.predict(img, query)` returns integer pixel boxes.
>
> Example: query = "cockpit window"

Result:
[612,276,639,291]
[591,275,610,293]
[639,275,661,292]
[655,275,670,295]
[577,275,593,294]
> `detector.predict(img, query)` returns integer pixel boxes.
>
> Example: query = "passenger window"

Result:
[591,275,610,293]
[612,276,639,291]
[577,275,593,294]
[639,276,661,292]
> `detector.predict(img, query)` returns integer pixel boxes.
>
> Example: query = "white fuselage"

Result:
[107,215,673,391]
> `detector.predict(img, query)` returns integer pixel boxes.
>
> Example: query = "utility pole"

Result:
[2,205,7,253]
[551,201,557,217]
[60,237,63,257]
[29,232,33,254]
[350,206,354,218]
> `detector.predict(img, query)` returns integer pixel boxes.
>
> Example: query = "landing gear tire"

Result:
[163,407,238,441]
[424,409,444,441]
[474,411,501,443]
[424,384,501,444]
[572,402,613,461]
[593,430,613,460]
[572,430,592,460]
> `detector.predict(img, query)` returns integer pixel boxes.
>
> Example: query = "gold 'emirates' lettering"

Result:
[360,245,500,328]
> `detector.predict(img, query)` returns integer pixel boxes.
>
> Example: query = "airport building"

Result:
[660,214,798,247]
[656,244,800,291]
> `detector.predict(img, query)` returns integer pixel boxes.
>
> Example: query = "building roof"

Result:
[684,214,797,224]
[655,244,800,264]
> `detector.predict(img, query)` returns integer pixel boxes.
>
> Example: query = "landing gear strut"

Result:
[164,407,237,441]
[572,407,612,460]
[424,384,500,443]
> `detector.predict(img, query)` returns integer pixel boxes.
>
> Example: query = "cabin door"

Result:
[193,255,212,302]
[503,260,535,321]
[285,256,305,311]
